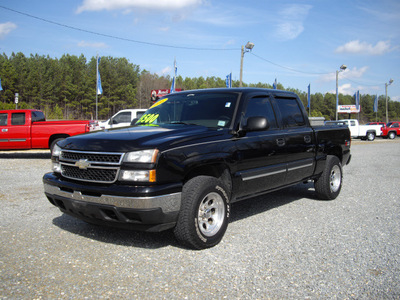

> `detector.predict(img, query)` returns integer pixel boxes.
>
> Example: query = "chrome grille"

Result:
[60,151,122,164]
[59,150,124,183]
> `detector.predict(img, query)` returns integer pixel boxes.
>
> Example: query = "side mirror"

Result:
[245,116,269,131]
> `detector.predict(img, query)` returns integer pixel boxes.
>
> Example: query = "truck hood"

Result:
[58,124,225,152]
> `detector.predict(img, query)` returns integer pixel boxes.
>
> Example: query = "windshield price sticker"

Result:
[137,113,159,124]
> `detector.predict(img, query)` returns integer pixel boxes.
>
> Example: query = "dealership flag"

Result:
[273,78,277,89]
[170,59,177,93]
[356,90,360,110]
[307,84,311,108]
[97,56,103,95]
[226,73,232,88]
[373,95,378,113]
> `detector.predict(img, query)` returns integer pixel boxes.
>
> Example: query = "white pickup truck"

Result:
[325,119,382,141]
[98,109,147,130]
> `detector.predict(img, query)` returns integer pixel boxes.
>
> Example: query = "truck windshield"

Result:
[135,92,238,129]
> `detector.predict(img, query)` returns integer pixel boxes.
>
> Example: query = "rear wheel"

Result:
[388,131,396,139]
[366,131,375,141]
[174,176,230,250]
[314,156,342,200]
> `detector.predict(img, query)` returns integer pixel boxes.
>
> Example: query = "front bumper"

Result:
[43,173,182,232]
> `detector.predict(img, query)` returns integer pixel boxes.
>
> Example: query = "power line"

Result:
[250,52,332,75]
[0,5,237,51]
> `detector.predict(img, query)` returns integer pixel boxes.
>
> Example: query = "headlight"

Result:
[123,149,159,163]
[119,170,156,182]
[52,144,61,157]
[51,144,62,173]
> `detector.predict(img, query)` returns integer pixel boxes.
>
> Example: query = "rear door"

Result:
[234,95,287,199]
[272,96,315,184]
[0,112,31,149]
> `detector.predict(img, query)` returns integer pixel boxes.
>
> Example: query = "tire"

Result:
[366,131,375,141]
[388,131,396,139]
[314,155,342,200]
[174,176,230,250]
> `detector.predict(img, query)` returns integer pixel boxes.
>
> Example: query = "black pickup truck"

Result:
[43,88,351,249]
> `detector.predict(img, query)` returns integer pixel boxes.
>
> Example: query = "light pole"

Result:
[385,79,394,123]
[239,42,254,87]
[335,64,347,120]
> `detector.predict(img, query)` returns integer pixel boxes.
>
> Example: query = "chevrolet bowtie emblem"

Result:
[75,159,91,169]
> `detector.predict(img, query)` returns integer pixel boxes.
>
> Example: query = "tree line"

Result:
[1,52,399,122]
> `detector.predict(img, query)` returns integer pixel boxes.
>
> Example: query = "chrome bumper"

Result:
[43,183,182,213]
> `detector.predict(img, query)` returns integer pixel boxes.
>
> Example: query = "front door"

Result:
[234,95,287,199]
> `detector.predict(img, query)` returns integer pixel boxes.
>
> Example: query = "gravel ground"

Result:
[1,139,400,299]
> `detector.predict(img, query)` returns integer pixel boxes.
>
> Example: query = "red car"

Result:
[381,121,400,139]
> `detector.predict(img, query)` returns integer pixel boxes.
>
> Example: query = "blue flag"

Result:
[170,59,177,93]
[356,90,360,111]
[226,73,232,88]
[273,78,277,89]
[0,78,2,91]
[373,95,378,113]
[307,84,311,108]
[97,56,103,95]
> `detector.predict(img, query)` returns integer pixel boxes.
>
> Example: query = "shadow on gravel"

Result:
[0,151,51,159]
[52,182,320,250]
[230,182,318,222]
[52,214,179,249]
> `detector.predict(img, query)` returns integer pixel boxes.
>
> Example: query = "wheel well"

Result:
[185,164,232,195]
[48,134,69,148]
[326,147,342,164]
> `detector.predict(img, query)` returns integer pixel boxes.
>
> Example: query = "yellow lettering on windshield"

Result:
[136,113,159,124]
[150,98,168,109]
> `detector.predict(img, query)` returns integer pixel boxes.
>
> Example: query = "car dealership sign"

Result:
[338,105,360,114]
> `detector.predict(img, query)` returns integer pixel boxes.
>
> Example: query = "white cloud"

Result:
[274,4,312,41]
[77,41,108,48]
[335,40,393,55]
[76,0,203,13]
[160,66,172,75]
[0,22,17,39]
[319,66,369,83]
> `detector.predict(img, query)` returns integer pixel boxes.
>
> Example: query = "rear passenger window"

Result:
[244,97,277,129]
[275,98,305,127]
[11,113,26,125]
[0,113,7,126]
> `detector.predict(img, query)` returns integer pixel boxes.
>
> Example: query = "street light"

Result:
[239,42,255,87]
[335,64,347,120]
[385,78,394,123]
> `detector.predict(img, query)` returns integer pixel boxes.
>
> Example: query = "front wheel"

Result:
[314,156,343,200]
[174,176,230,250]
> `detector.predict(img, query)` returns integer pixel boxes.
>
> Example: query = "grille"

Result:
[59,150,123,183]
[61,165,118,183]
[61,151,122,164]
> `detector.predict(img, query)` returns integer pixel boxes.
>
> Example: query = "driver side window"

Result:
[244,96,277,129]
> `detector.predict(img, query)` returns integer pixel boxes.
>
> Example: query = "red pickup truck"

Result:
[0,109,97,151]
[380,121,400,139]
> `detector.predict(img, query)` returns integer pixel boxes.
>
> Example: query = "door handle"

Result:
[1,129,8,132]
[276,138,285,147]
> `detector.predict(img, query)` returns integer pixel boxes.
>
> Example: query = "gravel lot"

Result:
[1,139,400,299]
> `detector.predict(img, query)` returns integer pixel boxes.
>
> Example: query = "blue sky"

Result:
[0,0,399,101]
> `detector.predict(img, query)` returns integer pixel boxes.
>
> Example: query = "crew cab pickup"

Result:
[326,119,381,141]
[43,88,351,249]
[0,109,97,151]
[380,121,400,139]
